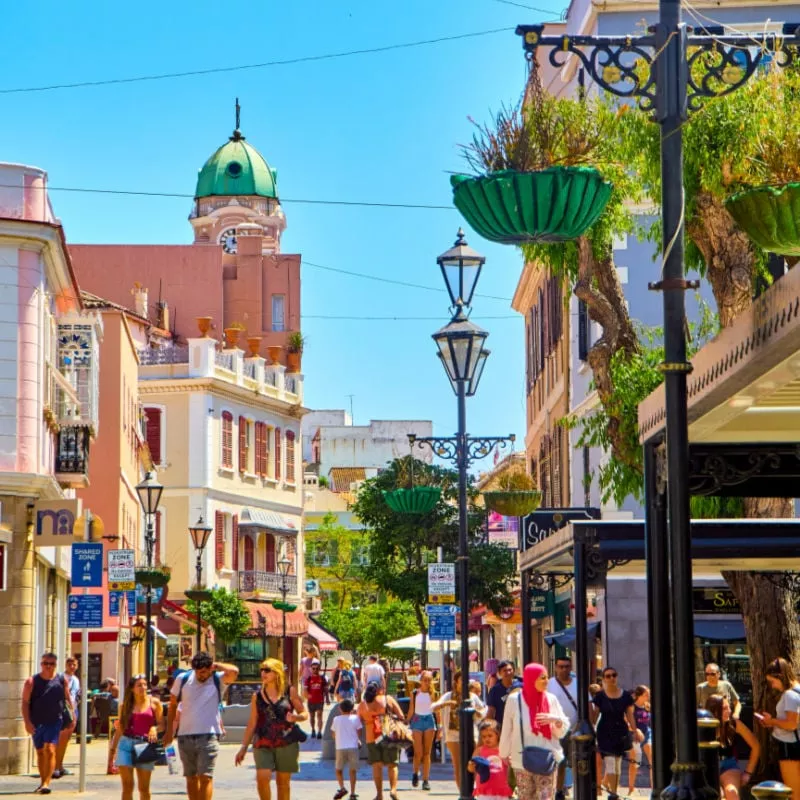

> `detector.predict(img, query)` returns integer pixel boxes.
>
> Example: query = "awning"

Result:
[385,633,479,652]
[694,619,746,642]
[544,621,601,649]
[161,598,210,632]
[307,618,339,651]
[238,507,298,534]
[246,601,309,637]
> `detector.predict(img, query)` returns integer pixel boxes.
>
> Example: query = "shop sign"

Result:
[428,563,455,603]
[487,512,519,549]
[692,587,741,614]
[33,500,83,547]
[530,590,554,619]
[521,507,601,550]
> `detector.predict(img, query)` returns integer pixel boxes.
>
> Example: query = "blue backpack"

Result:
[175,671,223,704]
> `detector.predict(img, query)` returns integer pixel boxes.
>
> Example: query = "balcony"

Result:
[237,570,297,596]
[55,425,91,487]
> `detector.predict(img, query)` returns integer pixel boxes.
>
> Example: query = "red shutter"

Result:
[221,412,233,468]
[254,423,261,475]
[215,511,224,571]
[275,428,282,481]
[231,514,239,571]
[144,408,161,464]
[154,511,162,565]
[244,536,254,571]
[265,534,275,573]
[239,416,247,472]
[286,431,295,482]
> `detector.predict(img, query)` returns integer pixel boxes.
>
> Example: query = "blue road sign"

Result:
[428,613,457,641]
[426,604,460,615]
[71,543,103,588]
[109,590,137,617]
[68,595,103,628]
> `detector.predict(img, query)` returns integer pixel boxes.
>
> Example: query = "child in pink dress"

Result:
[469,719,514,799]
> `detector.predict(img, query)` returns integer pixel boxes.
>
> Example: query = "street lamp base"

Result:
[661,762,717,800]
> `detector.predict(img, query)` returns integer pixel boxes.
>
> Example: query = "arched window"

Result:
[221,411,233,469]
[243,535,254,572]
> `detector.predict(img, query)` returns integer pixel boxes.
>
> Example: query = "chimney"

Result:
[133,283,148,319]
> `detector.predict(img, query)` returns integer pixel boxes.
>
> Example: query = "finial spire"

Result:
[230,97,245,141]
[235,97,241,131]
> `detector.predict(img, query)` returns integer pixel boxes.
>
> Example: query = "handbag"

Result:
[518,694,557,775]
[133,741,165,765]
[381,712,413,747]
[282,724,308,744]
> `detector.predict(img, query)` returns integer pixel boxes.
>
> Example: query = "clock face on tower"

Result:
[220,228,238,254]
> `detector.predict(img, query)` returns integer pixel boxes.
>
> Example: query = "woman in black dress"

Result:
[590,667,639,800]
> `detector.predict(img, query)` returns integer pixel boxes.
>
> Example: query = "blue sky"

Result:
[0,0,568,447]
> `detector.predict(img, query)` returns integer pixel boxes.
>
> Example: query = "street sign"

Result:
[305,579,320,597]
[108,549,136,590]
[428,613,456,641]
[68,595,103,628]
[109,590,137,617]
[425,604,459,615]
[427,563,455,603]
[118,592,131,645]
[71,543,104,588]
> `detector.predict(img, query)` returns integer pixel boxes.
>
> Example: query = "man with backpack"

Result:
[163,651,238,800]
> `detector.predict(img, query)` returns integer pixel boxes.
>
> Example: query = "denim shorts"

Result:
[115,736,156,771]
[32,722,62,750]
[409,713,436,732]
[720,756,739,773]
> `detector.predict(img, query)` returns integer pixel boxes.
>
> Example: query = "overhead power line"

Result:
[304,314,519,320]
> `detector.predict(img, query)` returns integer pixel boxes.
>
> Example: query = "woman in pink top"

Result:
[469,719,513,799]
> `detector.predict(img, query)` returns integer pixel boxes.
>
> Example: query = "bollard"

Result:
[697,709,721,797]
[752,781,793,800]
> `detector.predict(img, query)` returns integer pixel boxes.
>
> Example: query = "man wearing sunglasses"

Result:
[21,652,75,795]
[696,663,742,719]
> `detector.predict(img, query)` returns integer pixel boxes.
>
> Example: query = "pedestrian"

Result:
[235,657,307,800]
[485,659,499,693]
[468,718,513,799]
[487,660,522,728]
[590,666,638,800]
[361,655,386,691]
[335,660,358,703]
[300,646,320,687]
[163,651,239,800]
[109,674,164,800]
[756,657,800,800]
[331,698,363,800]
[628,686,653,792]
[697,663,742,719]
[358,680,405,800]
[431,669,487,793]
[331,658,344,703]
[21,652,75,795]
[54,654,80,780]
[547,656,580,800]
[304,660,328,739]
[407,670,438,790]
[498,662,569,800]
[706,694,760,800]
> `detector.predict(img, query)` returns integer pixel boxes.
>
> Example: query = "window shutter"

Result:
[215,511,224,571]
[221,412,233,469]
[254,423,264,476]
[275,428,282,481]
[232,514,239,571]
[578,300,589,361]
[144,407,161,464]
[266,534,275,572]
[286,431,295,482]
[239,416,247,472]
[244,535,254,571]
[154,511,162,565]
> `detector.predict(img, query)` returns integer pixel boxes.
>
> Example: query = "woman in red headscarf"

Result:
[499,663,569,800]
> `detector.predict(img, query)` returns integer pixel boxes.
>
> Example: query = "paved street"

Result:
[0,737,460,799]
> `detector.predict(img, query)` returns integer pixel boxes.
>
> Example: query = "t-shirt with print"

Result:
[331,713,362,750]
[170,671,224,735]
[773,685,800,744]
[305,674,328,706]
[487,679,522,728]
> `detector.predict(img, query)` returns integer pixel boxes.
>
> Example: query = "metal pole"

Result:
[456,378,472,800]
[656,2,710,797]
[644,441,674,797]
[78,509,91,793]
[437,545,446,764]
[195,553,202,655]
[521,568,532,665]
[144,514,153,680]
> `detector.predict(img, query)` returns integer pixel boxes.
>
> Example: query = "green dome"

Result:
[195,130,278,199]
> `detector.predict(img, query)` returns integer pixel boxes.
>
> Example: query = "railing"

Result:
[243,361,257,379]
[285,375,298,394]
[264,370,277,387]
[215,351,234,371]
[237,571,298,595]
[139,346,189,365]
[55,425,90,474]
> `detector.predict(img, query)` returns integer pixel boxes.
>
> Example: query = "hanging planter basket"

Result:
[450,167,612,245]
[383,487,442,515]
[483,490,542,517]
[135,567,171,588]
[725,182,800,256]
[185,588,213,604]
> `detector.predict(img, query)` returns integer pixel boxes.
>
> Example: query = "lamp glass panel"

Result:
[437,352,459,395]
[450,336,471,381]
[468,349,490,396]
[136,474,164,515]
[439,261,462,307]
[458,258,483,307]
[435,335,458,383]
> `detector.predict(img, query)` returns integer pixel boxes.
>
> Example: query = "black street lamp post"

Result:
[277,555,292,679]
[135,471,163,680]
[187,516,213,655]
[410,229,515,800]
[514,4,800,800]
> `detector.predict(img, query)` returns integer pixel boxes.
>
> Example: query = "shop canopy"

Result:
[385,633,479,652]
[545,621,601,649]
[307,618,339,651]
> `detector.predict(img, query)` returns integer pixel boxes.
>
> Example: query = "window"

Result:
[238,416,250,473]
[243,535,254,571]
[275,428,282,481]
[215,511,224,571]
[221,411,233,469]
[351,542,370,566]
[232,514,239,571]
[578,300,590,361]
[266,534,276,572]
[286,431,296,483]
[255,422,269,476]
[272,295,286,332]
[144,407,162,465]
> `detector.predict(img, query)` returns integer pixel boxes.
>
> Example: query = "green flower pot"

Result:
[483,490,542,517]
[135,568,171,588]
[383,487,442,514]
[725,182,800,255]
[451,168,612,245]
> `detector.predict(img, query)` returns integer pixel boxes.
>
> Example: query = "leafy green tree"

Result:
[185,587,252,655]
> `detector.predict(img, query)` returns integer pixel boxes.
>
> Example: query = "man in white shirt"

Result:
[361,655,385,690]
[548,657,580,800]
[164,651,239,800]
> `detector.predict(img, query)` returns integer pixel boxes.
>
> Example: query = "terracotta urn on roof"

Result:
[267,346,282,365]
[247,337,262,358]
[196,316,212,337]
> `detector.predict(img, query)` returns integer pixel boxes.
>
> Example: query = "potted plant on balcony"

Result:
[286,332,305,373]
[223,321,246,349]
[451,64,614,245]
[134,564,171,588]
[483,471,542,517]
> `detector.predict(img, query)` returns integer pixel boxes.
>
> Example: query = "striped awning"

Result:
[245,601,308,637]
[238,508,298,533]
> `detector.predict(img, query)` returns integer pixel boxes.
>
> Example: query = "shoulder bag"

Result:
[380,700,413,747]
[518,694,557,775]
